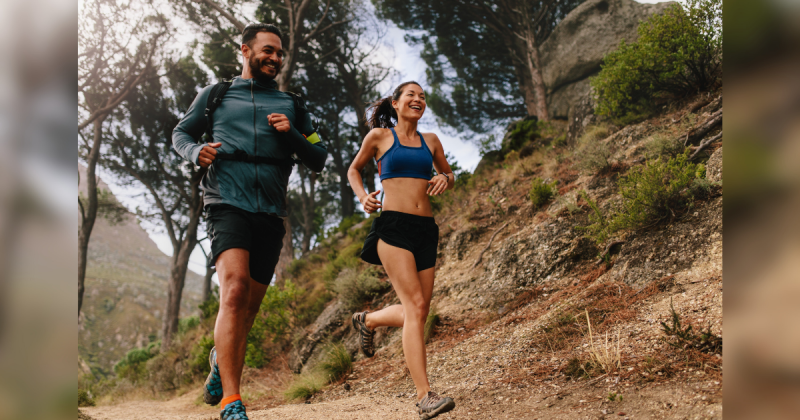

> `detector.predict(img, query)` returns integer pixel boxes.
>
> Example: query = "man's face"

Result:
[245,32,284,81]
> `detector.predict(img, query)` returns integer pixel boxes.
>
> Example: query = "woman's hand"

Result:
[426,173,449,196]
[360,190,382,214]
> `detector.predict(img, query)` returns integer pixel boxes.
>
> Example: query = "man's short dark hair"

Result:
[242,23,283,48]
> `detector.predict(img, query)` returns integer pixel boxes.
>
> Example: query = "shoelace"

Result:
[418,391,442,408]
[222,401,247,420]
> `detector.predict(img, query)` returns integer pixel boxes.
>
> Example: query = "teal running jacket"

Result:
[172,76,328,216]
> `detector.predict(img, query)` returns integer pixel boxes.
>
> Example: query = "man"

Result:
[172,23,327,420]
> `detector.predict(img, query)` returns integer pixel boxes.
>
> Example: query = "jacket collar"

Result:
[234,75,278,90]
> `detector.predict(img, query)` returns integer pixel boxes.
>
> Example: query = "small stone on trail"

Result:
[343,383,351,391]
[618,412,626,416]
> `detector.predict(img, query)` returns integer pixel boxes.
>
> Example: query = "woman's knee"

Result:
[404,297,429,322]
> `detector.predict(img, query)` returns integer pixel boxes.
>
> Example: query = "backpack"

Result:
[203,80,306,167]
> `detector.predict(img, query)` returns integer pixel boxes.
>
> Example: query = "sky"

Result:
[95,0,669,278]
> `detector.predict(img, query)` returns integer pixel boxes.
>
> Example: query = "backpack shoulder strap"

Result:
[285,91,307,129]
[204,80,232,140]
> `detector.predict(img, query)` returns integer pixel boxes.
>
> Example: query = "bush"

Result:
[333,267,390,312]
[529,178,558,210]
[284,372,326,401]
[190,334,215,377]
[644,134,685,158]
[424,308,439,344]
[78,389,95,407]
[591,0,722,122]
[113,342,159,383]
[573,126,612,174]
[580,153,703,246]
[503,118,540,154]
[178,316,200,335]
[318,343,352,382]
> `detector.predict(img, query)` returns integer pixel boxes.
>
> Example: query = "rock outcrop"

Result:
[540,0,674,119]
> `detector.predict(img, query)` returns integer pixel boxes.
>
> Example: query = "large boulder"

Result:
[540,0,674,119]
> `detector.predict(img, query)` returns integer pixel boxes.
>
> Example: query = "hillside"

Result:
[78,165,204,376]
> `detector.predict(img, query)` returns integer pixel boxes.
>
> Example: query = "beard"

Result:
[249,54,279,82]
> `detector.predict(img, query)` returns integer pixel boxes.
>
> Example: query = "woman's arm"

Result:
[348,129,382,213]
[426,133,454,195]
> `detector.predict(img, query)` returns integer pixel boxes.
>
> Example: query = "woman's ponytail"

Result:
[366,97,396,130]
[364,81,422,131]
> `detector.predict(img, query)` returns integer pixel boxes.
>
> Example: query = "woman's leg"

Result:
[376,239,432,400]
[364,266,435,330]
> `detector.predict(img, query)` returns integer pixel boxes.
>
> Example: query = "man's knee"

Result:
[220,273,251,309]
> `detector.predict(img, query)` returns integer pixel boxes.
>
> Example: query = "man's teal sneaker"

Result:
[220,399,248,420]
[203,347,223,405]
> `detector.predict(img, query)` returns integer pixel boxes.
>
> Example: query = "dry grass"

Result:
[584,309,621,373]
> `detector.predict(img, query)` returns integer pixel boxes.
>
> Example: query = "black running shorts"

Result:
[360,211,439,271]
[206,204,286,285]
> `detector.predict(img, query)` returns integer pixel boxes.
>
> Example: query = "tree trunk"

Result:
[523,30,549,121]
[201,264,215,304]
[274,204,294,284]
[298,167,317,254]
[78,118,104,316]
[161,184,204,350]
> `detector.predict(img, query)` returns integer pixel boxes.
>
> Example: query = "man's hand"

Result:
[267,113,291,132]
[198,142,222,168]
[360,190,382,214]
[426,173,448,196]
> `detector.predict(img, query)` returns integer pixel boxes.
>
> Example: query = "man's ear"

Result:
[241,43,249,59]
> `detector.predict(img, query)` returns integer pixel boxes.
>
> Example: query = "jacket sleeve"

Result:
[279,111,328,172]
[172,85,213,165]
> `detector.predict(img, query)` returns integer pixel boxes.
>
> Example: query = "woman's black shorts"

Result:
[205,204,286,285]
[360,211,439,271]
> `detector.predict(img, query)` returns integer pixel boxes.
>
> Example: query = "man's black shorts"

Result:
[360,211,439,271]
[206,204,285,285]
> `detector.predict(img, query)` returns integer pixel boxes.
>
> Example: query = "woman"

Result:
[347,81,456,420]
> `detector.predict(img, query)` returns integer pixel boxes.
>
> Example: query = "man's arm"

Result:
[268,112,328,172]
[172,85,214,165]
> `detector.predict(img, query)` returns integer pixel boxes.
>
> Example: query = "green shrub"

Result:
[591,0,722,122]
[322,242,364,287]
[580,153,703,246]
[199,295,220,321]
[529,178,558,210]
[424,308,439,344]
[644,134,685,158]
[503,118,540,154]
[78,389,95,407]
[333,267,390,312]
[284,372,326,401]
[178,316,200,335]
[287,258,307,277]
[190,334,215,377]
[574,126,612,174]
[113,342,159,383]
[318,343,352,382]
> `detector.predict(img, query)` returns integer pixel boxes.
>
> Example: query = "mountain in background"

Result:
[78,164,204,377]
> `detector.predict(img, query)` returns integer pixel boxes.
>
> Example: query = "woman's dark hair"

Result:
[366,81,422,129]
[242,23,283,48]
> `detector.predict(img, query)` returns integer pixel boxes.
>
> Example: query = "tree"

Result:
[101,55,209,349]
[78,0,168,316]
[375,0,583,131]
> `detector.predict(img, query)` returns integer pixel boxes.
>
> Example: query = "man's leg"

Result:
[214,248,254,399]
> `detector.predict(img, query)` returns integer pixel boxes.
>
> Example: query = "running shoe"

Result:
[352,311,375,357]
[220,399,248,420]
[416,391,455,420]
[203,346,223,405]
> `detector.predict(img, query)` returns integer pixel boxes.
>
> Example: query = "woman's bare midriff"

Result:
[380,178,434,217]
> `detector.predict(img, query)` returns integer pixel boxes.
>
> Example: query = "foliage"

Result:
[78,389,95,407]
[502,118,540,154]
[199,296,220,321]
[322,242,364,287]
[318,343,353,382]
[113,342,159,383]
[79,188,129,226]
[189,334,216,377]
[424,308,439,344]
[284,371,327,401]
[661,299,722,353]
[178,316,200,335]
[333,267,390,312]
[644,133,685,158]
[376,0,582,134]
[579,153,704,246]
[592,0,722,122]
[573,126,612,174]
[529,178,558,210]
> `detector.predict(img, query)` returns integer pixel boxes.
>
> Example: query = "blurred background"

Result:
[0,0,798,417]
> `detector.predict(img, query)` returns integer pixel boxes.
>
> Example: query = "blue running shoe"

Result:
[220,399,248,420]
[203,346,223,405]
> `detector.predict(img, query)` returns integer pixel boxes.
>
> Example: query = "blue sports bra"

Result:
[377,128,433,181]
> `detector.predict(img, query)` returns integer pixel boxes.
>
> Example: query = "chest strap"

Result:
[216,150,300,168]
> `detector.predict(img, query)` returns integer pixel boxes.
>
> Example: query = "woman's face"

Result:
[392,84,426,122]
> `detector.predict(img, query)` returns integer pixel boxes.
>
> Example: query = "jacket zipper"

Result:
[251,79,259,212]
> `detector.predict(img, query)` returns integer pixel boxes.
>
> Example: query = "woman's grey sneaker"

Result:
[416,391,455,420]
[352,311,375,357]
[220,399,248,420]
[203,347,223,405]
